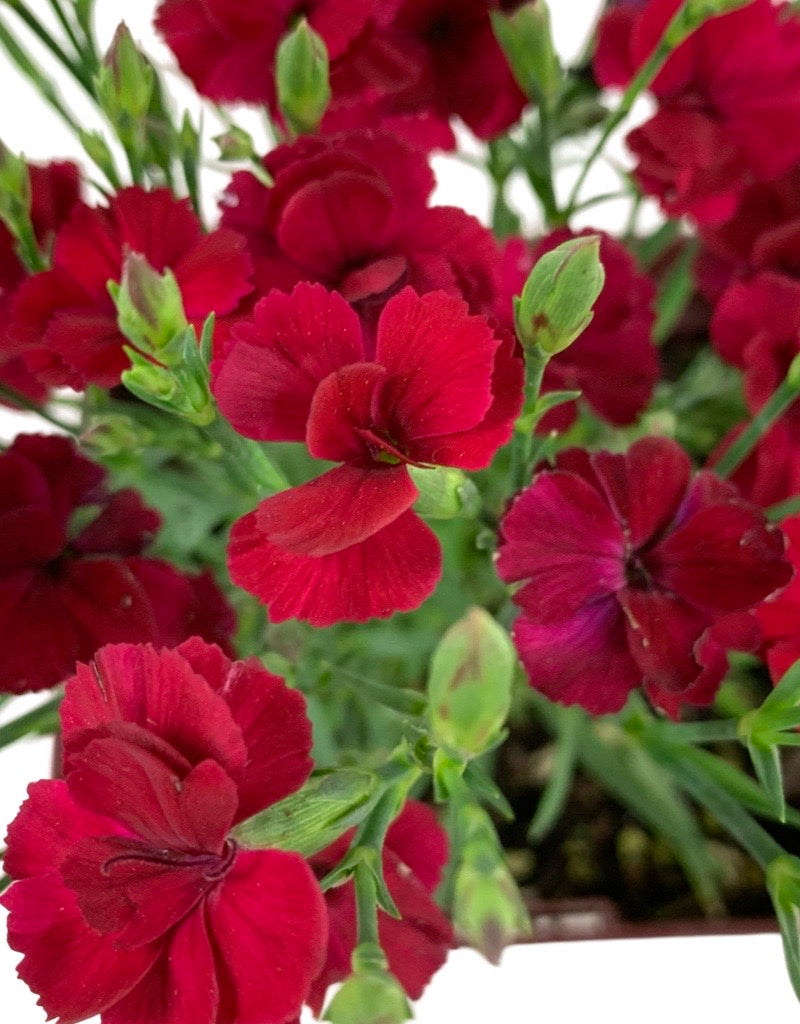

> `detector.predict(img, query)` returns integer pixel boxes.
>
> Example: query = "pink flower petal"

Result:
[513,600,640,714]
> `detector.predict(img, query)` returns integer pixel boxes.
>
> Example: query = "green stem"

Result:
[0,382,79,434]
[203,417,290,497]
[44,0,86,65]
[662,718,740,744]
[767,494,800,523]
[353,862,381,947]
[511,347,550,492]
[0,873,10,895]
[645,733,784,868]
[2,0,91,91]
[0,694,62,749]
[715,375,800,478]
[12,216,47,272]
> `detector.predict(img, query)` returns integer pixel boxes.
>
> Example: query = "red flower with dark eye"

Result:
[2,638,326,1024]
[0,434,235,693]
[306,800,453,1013]
[496,437,791,718]
[497,230,658,428]
[0,160,81,404]
[11,187,252,389]
[220,130,502,334]
[214,283,522,626]
[594,0,800,224]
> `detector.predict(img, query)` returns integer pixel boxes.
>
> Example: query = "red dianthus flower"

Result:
[214,282,522,625]
[0,160,81,404]
[2,638,326,1024]
[496,437,791,717]
[758,515,800,684]
[0,434,235,693]
[220,130,501,333]
[305,800,453,1014]
[11,187,252,389]
[594,0,800,223]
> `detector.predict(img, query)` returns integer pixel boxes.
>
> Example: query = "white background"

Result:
[3,2,792,1021]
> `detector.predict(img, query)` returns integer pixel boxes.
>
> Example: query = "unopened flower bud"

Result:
[428,608,515,760]
[408,465,480,520]
[110,251,188,357]
[452,805,531,964]
[491,1,561,104]
[276,18,331,135]
[214,126,257,162]
[96,24,154,123]
[514,235,605,355]
[324,944,412,1024]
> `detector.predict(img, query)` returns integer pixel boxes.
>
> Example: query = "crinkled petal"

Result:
[61,644,247,781]
[619,588,709,694]
[229,506,441,625]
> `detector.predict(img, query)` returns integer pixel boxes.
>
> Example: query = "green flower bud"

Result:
[324,945,412,1024]
[81,413,155,459]
[96,23,154,124]
[110,251,188,357]
[428,609,515,760]
[408,465,480,520]
[276,18,331,135]
[213,126,257,162]
[514,235,605,355]
[491,1,561,104]
[452,805,531,964]
[234,768,378,858]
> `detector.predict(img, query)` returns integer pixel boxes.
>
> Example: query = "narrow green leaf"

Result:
[528,706,582,843]
[653,240,697,344]
[748,739,786,822]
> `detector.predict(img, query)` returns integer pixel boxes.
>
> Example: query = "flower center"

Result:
[624,551,653,591]
[101,836,239,882]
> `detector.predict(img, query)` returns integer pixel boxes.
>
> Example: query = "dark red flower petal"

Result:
[66,738,238,853]
[206,849,328,1024]
[2,873,159,1024]
[619,587,710,693]
[305,362,389,464]
[512,602,641,714]
[213,282,365,442]
[176,636,314,821]
[591,438,691,549]
[255,463,417,557]
[228,505,441,625]
[61,644,247,783]
[375,287,497,440]
[497,471,625,620]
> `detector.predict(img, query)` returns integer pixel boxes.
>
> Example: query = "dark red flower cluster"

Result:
[156,0,525,141]
[0,160,80,404]
[220,129,502,335]
[306,800,453,1014]
[0,434,235,693]
[496,437,791,717]
[214,282,522,625]
[758,515,800,685]
[594,0,800,224]
[2,639,326,1024]
[497,229,658,428]
[695,172,800,506]
[11,186,252,389]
